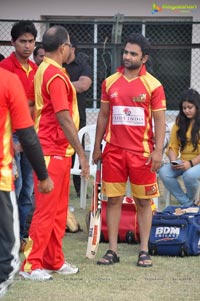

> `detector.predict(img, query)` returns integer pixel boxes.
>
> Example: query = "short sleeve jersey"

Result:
[0,52,37,101]
[0,68,33,191]
[34,57,79,157]
[167,123,200,161]
[101,64,166,156]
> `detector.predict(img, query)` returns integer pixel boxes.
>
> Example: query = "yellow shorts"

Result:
[102,144,159,199]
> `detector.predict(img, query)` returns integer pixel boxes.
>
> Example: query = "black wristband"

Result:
[189,160,194,167]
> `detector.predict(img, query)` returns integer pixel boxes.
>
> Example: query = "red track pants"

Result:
[21,156,71,272]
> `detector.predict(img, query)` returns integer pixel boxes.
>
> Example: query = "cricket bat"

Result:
[86,160,102,259]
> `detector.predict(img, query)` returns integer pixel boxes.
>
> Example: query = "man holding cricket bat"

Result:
[93,33,166,267]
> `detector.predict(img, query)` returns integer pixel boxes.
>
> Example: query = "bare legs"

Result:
[107,196,124,253]
[134,198,152,252]
[97,196,152,266]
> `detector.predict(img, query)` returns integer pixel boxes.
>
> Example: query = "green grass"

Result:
[3,177,200,301]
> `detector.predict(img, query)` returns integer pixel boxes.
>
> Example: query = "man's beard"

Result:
[123,60,142,70]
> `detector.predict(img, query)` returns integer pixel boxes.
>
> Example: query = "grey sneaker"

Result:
[19,269,53,280]
[45,262,79,275]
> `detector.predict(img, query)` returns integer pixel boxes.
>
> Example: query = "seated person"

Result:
[159,88,200,207]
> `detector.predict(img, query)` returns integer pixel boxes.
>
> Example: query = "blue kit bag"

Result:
[148,206,200,257]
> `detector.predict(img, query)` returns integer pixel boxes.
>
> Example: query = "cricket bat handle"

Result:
[80,177,88,209]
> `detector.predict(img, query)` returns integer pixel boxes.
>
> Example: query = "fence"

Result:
[0,16,200,124]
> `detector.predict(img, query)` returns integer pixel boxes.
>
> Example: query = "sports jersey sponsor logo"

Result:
[123,108,131,116]
[145,184,157,196]
[132,94,146,102]
[112,106,145,126]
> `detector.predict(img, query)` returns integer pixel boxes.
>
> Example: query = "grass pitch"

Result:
[3,177,199,301]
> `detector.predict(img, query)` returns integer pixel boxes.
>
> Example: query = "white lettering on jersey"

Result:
[112,106,145,126]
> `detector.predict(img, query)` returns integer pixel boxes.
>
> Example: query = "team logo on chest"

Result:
[132,94,146,102]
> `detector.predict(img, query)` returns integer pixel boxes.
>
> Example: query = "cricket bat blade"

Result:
[86,210,101,259]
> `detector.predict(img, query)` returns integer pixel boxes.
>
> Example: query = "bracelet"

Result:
[189,160,194,167]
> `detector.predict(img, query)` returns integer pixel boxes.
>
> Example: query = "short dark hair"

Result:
[70,36,78,56]
[124,33,151,56]
[70,37,78,49]
[0,53,5,61]
[42,25,69,52]
[11,20,37,41]
[33,44,44,56]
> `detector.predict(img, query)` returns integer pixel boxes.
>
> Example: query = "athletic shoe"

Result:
[45,261,79,275]
[19,269,53,281]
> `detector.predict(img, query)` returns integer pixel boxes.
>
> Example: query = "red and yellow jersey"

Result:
[0,67,33,191]
[101,65,166,157]
[0,52,37,101]
[34,57,79,157]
